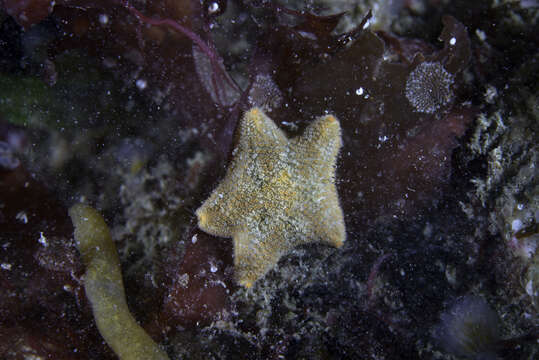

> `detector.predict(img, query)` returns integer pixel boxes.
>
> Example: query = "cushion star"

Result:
[196,108,346,288]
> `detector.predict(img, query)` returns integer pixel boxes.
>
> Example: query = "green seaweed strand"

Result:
[69,204,169,360]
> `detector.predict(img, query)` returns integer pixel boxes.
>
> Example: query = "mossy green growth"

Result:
[69,203,169,360]
[0,75,56,127]
[0,51,147,132]
[0,70,98,129]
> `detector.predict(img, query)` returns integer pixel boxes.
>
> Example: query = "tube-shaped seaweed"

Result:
[69,203,169,360]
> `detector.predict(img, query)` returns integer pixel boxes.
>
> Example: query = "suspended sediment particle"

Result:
[405,61,455,114]
[196,108,346,288]
[69,204,169,360]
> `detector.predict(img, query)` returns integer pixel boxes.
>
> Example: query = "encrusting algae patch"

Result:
[69,204,170,360]
[196,108,346,288]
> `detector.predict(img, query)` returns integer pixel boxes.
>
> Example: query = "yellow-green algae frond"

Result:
[69,203,169,360]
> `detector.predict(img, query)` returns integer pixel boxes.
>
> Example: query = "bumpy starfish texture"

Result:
[196,108,345,288]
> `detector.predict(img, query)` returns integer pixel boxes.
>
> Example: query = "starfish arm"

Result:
[237,108,288,152]
[198,108,287,237]
[293,114,342,172]
[196,188,233,237]
[196,178,244,238]
[309,186,346,248]
[292,114,346,247]
[233,230,285,288]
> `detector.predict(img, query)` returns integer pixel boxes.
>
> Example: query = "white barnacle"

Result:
[405,62,455,114]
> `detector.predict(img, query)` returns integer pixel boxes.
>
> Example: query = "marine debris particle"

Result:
[69,204,169,360]
[405,61,455,114]
[196,108,346,288]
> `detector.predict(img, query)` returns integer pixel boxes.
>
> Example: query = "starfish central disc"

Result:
[196,108,346,287]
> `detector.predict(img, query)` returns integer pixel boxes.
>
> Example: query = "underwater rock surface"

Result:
[1,0,537,359]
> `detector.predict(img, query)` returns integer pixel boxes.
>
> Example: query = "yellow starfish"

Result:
[196,108,345,288]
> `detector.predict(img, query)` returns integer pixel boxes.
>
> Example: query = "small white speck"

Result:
[214,280,227,289]
[525,279,533,296]
[362,19,371,30]
[475,29,486,42]
[218,193,223,198]
[1,263,12,270]
[210,263,218,273]
[400,269,405,276]
[378,135,389,142]
[38,232,48,247]
[281,121,298,131]
[355,87,364,96]
[208,2,219,14]
[511,219,523,232]
[98,14,109,25]
[449,37,456,46]
[63,284,72,292]
[192,234,198,244]
[136,79,147,90]
[16,211,28,224]
[484,85,498,104]
[298,31,317,41]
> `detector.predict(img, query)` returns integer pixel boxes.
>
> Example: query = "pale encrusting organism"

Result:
[196,108,345,288]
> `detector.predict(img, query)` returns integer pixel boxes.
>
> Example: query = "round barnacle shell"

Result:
[405,61,455,114]
[248,74,283,113]
[434,296,501,359]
